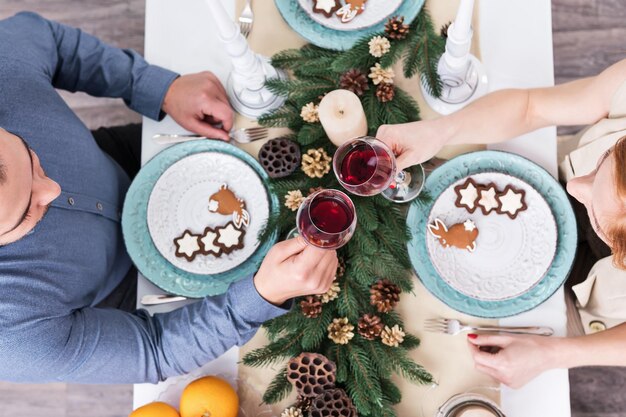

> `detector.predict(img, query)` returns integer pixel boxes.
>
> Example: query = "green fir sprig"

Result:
[245,8,444,417]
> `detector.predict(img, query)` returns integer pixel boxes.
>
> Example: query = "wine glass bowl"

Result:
[296,189,357,249]
[333,136,424,203]
[333,137,396,196]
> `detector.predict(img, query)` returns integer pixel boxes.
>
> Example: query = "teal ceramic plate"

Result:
[122,140,279,297]
[407,151,577,318]
[275,0,424,50]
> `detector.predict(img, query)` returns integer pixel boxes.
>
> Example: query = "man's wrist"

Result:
[252,274,288,306]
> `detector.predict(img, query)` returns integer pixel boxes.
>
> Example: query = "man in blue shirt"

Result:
[0,12,337,383]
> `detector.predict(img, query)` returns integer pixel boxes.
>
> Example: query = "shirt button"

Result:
[589,320,606,333]
[96,202,104,211]
[68,197,75,206]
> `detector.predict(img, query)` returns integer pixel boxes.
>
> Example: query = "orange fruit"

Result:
[180,376,239,417]
[129,401,180,417]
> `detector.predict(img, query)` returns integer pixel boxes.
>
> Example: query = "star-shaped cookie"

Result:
[173,230,201,262]
[216,222,246,254]
[312,0,340,17]
[454,178,480,213]
[477,184,500,215]
[496,185,528,219]
[200,227,222,256]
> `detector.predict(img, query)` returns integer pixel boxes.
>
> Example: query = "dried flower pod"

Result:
[287,353,337,398]
[259,137,301,179]
[309,388,357,417]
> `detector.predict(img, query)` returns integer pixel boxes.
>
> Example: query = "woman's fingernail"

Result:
[467,333,478,339]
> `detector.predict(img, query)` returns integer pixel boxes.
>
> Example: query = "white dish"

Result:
[426,172,557,301]
[147,152,269,275]
[298,0,403,32]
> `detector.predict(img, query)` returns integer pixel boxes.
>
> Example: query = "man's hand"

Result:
[376,120,448,170]
[162,72,234,141]
[254,237,338,306]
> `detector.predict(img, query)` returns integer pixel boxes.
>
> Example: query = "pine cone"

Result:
[327,317,354,345]
[310,388,357,417]
[281,407,304,417]
[301,296,323,318]
[285,190,304,211]
[376,83,395,103]
[385,15,410,40]
[357,314,384,340]
[380,324,405,347]
[370,279,401,313]
[339,69,369,97]
[368,35,391,58]
[441,20,452,39]
[320,281,340,304]
[336,257,346,279]
[309,186,323,195]
[295,396,313,413]
[368,63,395,86]
[301,102,319,123]
[302,148,332,178]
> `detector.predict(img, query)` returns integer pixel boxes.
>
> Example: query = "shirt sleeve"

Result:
[15,12,179,121]
[0,277,289,384]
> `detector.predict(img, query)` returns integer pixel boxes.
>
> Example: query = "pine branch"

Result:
[379,378,402,405]
[300,307,334,350]
[331,35,379,73]
[242,331,306,368]
[385,347,434,385]
[262,366,293,404]
[346,344,383,415]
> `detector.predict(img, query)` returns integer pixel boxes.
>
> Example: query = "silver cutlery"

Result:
[141,294,188,306]
[424,318,554,336]
[153,127,268,145]
[238,0,254,38]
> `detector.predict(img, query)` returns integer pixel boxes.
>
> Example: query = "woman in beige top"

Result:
[377,59,626,389]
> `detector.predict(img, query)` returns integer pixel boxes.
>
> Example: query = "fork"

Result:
[141,294,188,306]
[153,127,267,145]
[424,318,554,336]
[238,0,254,38]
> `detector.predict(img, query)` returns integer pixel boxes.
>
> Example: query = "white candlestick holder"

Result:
[205,0,287,119]
[420,0,489,115]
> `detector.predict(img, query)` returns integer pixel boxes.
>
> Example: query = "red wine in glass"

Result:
[333,136,425,203]
[335,139,395,196]
[296,189,357,249]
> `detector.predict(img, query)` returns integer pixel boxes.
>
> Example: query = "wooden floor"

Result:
[1,0,626,416]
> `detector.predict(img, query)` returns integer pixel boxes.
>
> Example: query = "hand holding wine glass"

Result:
[253,237,338,306]
[376,121,447,169]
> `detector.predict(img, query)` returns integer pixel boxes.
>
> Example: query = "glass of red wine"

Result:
[296,189,357,249]
[333,136,424,203]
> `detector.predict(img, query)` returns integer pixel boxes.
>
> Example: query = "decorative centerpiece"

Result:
[244,9,445,417]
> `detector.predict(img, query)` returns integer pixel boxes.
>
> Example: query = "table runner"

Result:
[233,1,501,416]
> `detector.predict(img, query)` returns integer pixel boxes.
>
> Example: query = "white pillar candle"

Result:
[452,0,474,39]
[318,89,368,147]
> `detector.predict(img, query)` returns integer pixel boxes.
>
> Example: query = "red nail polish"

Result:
[467,333,478,339]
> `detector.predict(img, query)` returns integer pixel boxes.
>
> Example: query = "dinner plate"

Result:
[122,140,279,298]
[407,151,577,318]
[297,0,403,32]
[275,0,424,50]
[147,152,269,275]
[426,172,557,301]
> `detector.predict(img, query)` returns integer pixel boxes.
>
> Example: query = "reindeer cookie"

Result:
[208,184,250,229]
[428,218,479,253]
[336,0,367,23]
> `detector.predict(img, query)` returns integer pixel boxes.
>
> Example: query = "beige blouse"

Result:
[559,79,626,335]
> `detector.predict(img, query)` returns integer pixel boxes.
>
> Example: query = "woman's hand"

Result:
[467,333,562,388]
[253,237,338,306]
[376,120,449,170]
[162,71,234,141]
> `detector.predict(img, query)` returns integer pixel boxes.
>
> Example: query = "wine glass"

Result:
[333,136,425,203]
[296,189,357,249]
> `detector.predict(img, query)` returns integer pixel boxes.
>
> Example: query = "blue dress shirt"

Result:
[0,12,286,383]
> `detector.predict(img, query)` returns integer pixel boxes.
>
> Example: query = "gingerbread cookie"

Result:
[454,177,480,213]
[209,184,250,229]
[312,0,341,18]
[496,185,528,219]
[200,227,222,256]
[174,230,201,262]
[428,218,479,253]
[476,183,500,215]
[216,221,246,254]
[336,0,367,23]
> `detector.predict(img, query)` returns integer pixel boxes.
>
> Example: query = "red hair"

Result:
[608,136,626,269]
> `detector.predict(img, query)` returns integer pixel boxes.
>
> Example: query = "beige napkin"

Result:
[572,256,626,334]
[234,1,500,416]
